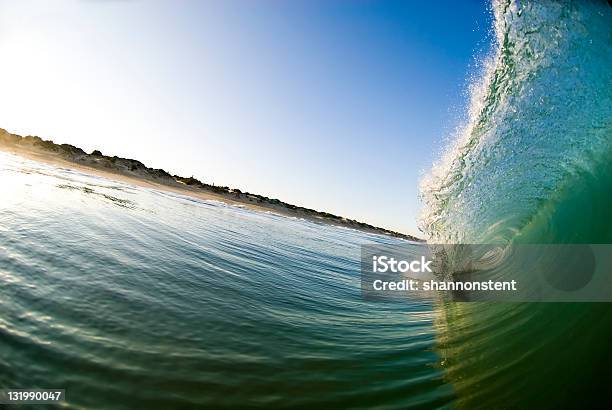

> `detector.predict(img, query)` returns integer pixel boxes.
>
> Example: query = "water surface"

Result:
[0,152,450,409]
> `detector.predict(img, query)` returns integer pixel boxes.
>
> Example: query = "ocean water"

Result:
[0,151,451,409]
[419,0,612,408]
[2,0,612,409]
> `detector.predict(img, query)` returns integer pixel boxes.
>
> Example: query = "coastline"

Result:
[0,128,422,242]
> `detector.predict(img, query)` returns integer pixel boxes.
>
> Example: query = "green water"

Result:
[421,1,612,408]
[0,152,452,409]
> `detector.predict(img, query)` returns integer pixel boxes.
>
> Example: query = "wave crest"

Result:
[420,0,612,244]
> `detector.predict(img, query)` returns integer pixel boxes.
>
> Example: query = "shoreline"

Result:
[0,128,422,242]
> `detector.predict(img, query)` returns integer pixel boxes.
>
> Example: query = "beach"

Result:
[0,129,420,242]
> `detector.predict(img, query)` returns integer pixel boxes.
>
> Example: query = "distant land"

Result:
[0,128,421,242]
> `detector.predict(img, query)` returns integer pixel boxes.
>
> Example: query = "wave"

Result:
[420,0,611,245]
[420,1,612,408]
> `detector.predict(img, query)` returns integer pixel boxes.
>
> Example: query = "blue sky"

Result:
[0,0,492,235]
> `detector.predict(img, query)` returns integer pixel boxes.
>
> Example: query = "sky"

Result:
[0,0,492,236]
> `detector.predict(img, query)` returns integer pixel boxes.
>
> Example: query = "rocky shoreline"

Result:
[0,128,421,242]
